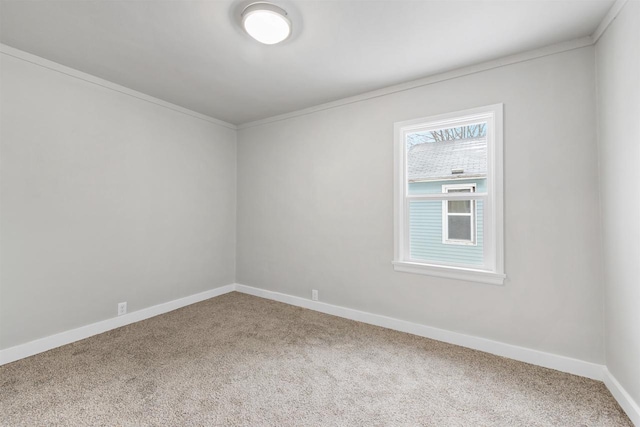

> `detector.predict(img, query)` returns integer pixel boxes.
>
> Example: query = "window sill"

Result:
[392,261,505,285]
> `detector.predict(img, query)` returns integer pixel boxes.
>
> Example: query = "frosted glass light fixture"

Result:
[241,2,291,45]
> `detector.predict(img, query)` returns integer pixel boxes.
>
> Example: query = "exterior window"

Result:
[443,184,476,245]
[393,104,505,285]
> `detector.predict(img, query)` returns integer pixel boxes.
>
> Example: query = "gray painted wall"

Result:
[237,47,604,364]
[1,38,619,376]
[0,53,237,349]
[596,0,640,408]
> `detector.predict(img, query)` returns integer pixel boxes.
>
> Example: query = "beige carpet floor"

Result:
[0,292,632,426]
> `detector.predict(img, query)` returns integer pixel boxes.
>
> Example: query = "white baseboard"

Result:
[0,282,607,382]
[0,284,236,366]
[604,368,640,426]
[3,282,635,424]
[234,283,605,381]
[236,283,640,423]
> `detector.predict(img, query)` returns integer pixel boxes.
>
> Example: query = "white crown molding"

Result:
[234,283,605,381]
[0,43,238,131]
[591,0,630,43]
[237,36,594,130]
[3,0,623,134]
[3,29,609,134]
[604,368,640,426]
[0,284,236,366]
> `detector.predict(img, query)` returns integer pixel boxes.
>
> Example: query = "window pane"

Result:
[406,121,487,194]
[448,200,471,213]
[448,216,472,240]
[409,200,483,266]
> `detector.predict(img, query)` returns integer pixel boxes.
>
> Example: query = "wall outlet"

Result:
[311,289,318,301]
[117,302,127,316]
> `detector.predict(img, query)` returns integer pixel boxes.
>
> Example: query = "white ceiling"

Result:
[1,0,614,125]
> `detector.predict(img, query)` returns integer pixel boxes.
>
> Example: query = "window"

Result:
[393,104,504,285]
[442,184,476,245]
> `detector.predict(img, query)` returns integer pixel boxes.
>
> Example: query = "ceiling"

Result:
[0,0,614,125]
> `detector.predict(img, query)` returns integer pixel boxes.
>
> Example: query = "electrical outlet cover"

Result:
[117,302,127,316]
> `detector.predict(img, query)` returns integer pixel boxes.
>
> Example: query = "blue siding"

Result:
[408,179,485,267]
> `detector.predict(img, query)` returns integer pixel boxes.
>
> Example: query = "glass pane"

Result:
[448,200,471,213]
[406,121,487,196]
[409,200,484,266]
[448,216,471,241]
[447,188,471,193]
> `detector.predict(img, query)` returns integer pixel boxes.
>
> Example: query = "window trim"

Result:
[393,104,505,285]
[442,183,477,246]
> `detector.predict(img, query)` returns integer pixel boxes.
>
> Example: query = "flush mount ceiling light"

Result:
[241,2,291,45]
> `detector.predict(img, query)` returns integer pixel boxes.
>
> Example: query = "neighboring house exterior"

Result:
[407,138,487,267]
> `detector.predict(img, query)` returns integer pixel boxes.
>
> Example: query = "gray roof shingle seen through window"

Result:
[407,137,487,183]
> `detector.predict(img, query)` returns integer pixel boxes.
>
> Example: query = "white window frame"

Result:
[442,183,477,246]
[392,104,505,285]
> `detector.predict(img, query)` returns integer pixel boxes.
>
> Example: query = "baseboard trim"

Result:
[604,368,640,426]
[4,282,634,423]
[0,284,236,366]
[234,283,605,381]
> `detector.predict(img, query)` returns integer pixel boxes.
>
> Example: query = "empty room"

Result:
[0,0,639,425]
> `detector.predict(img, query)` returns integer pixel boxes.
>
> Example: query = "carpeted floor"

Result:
[0,292,632,426]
